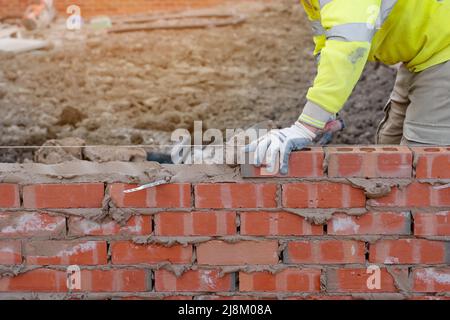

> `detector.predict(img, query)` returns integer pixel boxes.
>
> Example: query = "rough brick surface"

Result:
[327,268,400,293]
[0,268,148,293]
[240,211,323,236]
[197,240,279,265]
[241,149,324,178]
[369,239,448,264]
[77,269,148,292]
[327,146,412,178]
[155,269,234,292]
[111,241,192,264]
[368,182,450,208]
[414,147,450,179]
[328,212,411,235]
[0,146,448,299]
[23,184,104,208]
[0,269,67,292]
[0,184,20,208]
[25,241,108,265]
[68,216,152,236]
[285,240,365,264]
[282,182,366,208]
[368,183,450,208]
[239,269,321,292]
[0,212,66,238]
[154,211,236,236]
[413,268,450,293]
[0,241,21,265]
[195,183,277,208]
[413,212,450,236]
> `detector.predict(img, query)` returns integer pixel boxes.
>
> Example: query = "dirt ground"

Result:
[0,0,395,163]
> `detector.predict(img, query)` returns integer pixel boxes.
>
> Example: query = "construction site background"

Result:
[0,0,395,163]
[0,0,231,18]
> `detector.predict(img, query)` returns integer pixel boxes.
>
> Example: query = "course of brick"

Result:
[0,146,449,299]
[0,0,228,19]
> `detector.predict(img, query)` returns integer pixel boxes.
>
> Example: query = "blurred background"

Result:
[0,0,395,163]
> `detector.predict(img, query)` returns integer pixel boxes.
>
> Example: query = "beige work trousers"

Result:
[376,60,450,146]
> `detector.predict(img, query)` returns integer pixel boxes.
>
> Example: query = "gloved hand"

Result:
[244,121,316,175]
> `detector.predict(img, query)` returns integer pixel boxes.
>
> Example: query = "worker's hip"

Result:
[404,59,450,145]
[377,59,450,146]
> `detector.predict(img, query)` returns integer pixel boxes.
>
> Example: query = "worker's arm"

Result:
[299,0,382,129]
[301,0,327,62]
[244,0,381,175]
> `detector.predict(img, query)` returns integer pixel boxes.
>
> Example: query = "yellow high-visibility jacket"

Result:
[298,0,450,129]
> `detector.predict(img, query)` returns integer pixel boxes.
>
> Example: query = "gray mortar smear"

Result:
[132,235,285,247]
[0,161,241,184]
[0,265,41,279]
[132,235,213,247]
[284,208,367,225]
[1,161,446,186]
[385,266,411,297]
[347,178,412,199]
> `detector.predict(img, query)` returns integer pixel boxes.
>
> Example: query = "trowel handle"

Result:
[324,119,346,133]
[316,119,346,146]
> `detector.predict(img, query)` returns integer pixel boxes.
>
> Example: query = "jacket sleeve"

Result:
[299,0,382,129]
[300,0,326,59]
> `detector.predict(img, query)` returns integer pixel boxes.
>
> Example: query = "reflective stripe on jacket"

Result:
[299,0,450,129]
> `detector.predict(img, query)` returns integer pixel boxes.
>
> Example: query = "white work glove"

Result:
[244,121,316,175]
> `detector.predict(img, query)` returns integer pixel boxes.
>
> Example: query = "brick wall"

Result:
[0,0,228,18]
[0,146,449,299]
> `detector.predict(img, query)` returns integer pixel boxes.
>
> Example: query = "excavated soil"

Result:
[0,0,395,163]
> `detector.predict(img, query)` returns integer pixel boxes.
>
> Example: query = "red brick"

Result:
[286,295,354,300]
[197,240,279,265]
[0,241,21,265]
[239,268,321,292]
[23,184,104,208]
[327,268,400,292]
[409,296,450,300]
[282,182,366,208]
[413,212,450,236]
[68,215,152,236]
[155,269,234,292]
[414,147,450,179]
[286,149,324,177]
[162,295,193,300]
[413,268,450,293]
[195,183,277,209]
[111,241,192,264]
[369,239,448,264]
[0,212,66,238]
[196,295,275,300]
[120,295,193,300]
[14,268,149,293]
[154,211,236,236]
[109,183,191,208]
[285,240,365,264]
[25,241,108,265]
[327,146,412,178]
[78,269,148,292]
[241,148,324,177]
[0,269,67,292]
[368,183,450,208]
[0,184,20,208]
[328,212,411,235]
[240,211,323,236]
